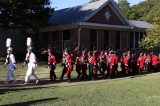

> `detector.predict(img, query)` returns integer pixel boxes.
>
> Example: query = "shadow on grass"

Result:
[1,97,59,106]
[0,86,57,95]
[129,71,156,79]
[37,78,92,86]
[130,74,146,79]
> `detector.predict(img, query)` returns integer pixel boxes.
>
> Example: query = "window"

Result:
[135,32,139,48]
[63,30,70,51]
[90,29,97,51]
[129,32,134,48]
[50,31,59,50]
[37,32,49,49]
[116,31,120,49]
[52,31,58,41]
[104,30,110,49]
[63,30,70,40]
[42,32,48,42]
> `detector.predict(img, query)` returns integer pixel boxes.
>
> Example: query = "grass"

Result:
[1,63,160,106]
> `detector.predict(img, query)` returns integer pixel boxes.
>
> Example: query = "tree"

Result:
[118,0,160,22]
[133,0,160,22]
[118,0,130,9]
[142,2,160,23]
[117,0,132,19]
[0,0,53,31]
[139,17,160,49]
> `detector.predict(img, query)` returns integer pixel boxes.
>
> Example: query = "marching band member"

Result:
[145,54,152,72]
[120,53,125,76]
[89,51,97,80]
[113,52,118,76]
[87,51,92,79]
[75,54,81,79]
[97,51,106,77]
[4,38,16,84]
[130,53,137,75]
[61,48,68,80]
[137,53,145,74]
[151,53,159,72]
[66,53,73,83]
[127,51,132,75]
[79,50,88,79]
[105,51,110,77]
[109,52,116,78]
[75,47,81,80]
[48,49,57,81]
[124,53,129,76]
[158,53,160,71]
[23,37,39,85]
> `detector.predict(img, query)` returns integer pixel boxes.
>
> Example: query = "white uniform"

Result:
[5,54,16,82]
[25,52,39,83]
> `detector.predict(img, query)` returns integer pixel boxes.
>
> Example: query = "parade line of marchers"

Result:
[3,37,160,85]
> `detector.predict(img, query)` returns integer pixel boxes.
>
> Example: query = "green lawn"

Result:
[1,63,160,106]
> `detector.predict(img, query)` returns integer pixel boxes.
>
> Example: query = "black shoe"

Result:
[54,77,57,80]
[77,76,80,80]
[68,80,71,83]
[50,79,53,82]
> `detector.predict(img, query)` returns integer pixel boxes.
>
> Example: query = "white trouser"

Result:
[5,64,16,82]
[25,64,39,83]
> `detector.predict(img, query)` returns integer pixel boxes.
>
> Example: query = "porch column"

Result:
[97,30,99,49]
[133,31,135,49]
[62,31,63,51]
[120,32,121,50]
[109,31,111,47]
[48,31,52,49]
[138,32,140,48]
[78,28,81,47]
[50,32,53,48]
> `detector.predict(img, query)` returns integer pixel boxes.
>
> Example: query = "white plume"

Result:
[27,37,32,47]
[6,38,11,48]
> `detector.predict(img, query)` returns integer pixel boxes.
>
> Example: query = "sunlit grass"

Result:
[1,63,160,106]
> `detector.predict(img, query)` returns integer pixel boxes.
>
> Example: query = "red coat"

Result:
[48,55,56,65]
[75,57,80,65]
[106,55,110,63]
[110,56,115,69]
[114,56,118,64]
[66,55,73,75]
[120,56,123,62]
[152,55,158,65]
[97,55,102,61]
[87,55,92,64]
[91,56,97,65]
[138,56,145,70]
[98,55,106,63]
[79,55,87,65]
[68,57,73,68]
[124,56,129,66]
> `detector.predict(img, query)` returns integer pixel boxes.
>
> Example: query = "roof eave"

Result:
[78,22,133,30]
[40,23,79,32]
